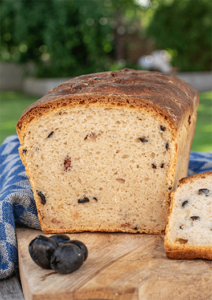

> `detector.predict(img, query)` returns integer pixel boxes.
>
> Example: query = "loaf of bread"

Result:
[16,69,198,234]
[165,171,212,259]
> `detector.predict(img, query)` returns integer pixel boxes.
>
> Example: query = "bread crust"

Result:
[41,226,165,235]
[165,171,212,259]
[16,69,198,144]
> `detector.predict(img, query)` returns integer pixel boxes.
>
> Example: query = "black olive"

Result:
[47,131,54,138]
[198,189,210,196]
[37,191,46,205]
[182,200,188,208]
[139,137,148,143]
[49,234,70,246]
[78,197,90,204]
[160,125,166,131]
[50,244,84,274]
[190,216,200,221]
[29,235,57,269]
[63,240,88,261]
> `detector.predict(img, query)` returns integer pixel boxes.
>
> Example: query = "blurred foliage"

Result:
[146,0,212,72]
[0,0,144,77]
[1,0,211,76]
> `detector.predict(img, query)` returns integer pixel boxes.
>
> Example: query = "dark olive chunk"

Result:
[93,197,98,201]
[165,142,169,150]
[78,197,90,204]
[168,186,172,190]
[139,137,148,143]
[152,164,157,169]
[47,131,54,138]
[198,189,210,196]
[160,163,164,168]
[22,149,27,153]
[37,191,46,205]
[182,200,188,208]
[160,126,166,131]
[190,216,200,221]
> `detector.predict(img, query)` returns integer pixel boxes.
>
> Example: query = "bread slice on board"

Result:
[165,171,212,259]
[16,69,199,234]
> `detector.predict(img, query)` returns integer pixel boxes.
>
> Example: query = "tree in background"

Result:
[0,0,144,77]
[1,0,211,75]
[146,0,212,72]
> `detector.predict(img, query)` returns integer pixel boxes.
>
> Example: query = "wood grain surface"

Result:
[17,228,212,300]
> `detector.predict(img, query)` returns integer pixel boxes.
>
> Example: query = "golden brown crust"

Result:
[16,69,199,143]
[179,171,212,185]
[41,226,164,235]
[165,245,212,260]
[165,171,212,259]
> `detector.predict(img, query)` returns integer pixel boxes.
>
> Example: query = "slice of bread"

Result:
[165,171,212,259]
[16,69,198,234]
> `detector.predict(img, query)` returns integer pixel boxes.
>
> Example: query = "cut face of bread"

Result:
[16,69,199,234]
[165,172,212,259]
[19,106,175,233]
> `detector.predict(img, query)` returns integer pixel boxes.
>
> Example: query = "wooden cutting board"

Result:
[17,228,212,300]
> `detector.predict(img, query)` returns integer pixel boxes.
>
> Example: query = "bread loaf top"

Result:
[178,171,212,186]
[17,69,198,142]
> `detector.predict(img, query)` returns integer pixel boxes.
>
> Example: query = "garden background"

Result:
[0,0,211,151]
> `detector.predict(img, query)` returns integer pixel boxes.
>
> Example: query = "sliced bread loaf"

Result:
[165,171,212,259]
[16,69,198,234]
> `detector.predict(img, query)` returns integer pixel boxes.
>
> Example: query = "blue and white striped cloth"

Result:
[0,135,40,279]
[0,134,212,279]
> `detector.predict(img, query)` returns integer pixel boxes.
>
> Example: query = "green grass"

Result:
[191,91,212,151]
[0,90,211,151]
[0,91,38,143]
